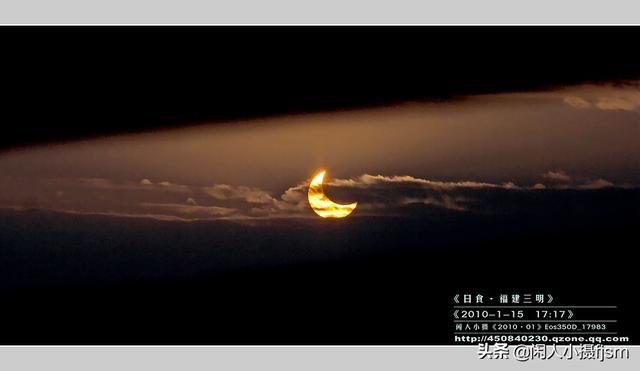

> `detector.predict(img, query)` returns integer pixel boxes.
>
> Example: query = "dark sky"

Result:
[2,26,640,149]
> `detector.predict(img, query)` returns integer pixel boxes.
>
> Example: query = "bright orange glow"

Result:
[308,170,357,218]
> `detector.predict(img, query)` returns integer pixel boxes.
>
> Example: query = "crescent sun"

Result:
[308,170,357,218]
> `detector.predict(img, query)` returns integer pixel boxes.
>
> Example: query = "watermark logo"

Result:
[478,343,629,362]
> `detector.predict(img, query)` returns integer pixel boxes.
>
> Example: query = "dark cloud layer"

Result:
[1,183,638,290]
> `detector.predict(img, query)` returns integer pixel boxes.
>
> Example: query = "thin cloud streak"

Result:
[0,171,626,222]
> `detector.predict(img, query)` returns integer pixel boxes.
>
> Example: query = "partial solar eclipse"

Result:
[308,170,357,218]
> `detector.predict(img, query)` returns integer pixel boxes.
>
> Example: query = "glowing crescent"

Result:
[308,170,357,218]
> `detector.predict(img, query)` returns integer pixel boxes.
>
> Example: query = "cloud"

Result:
[543,170,571,182]
[251,172,621,218]
[563,96,591,109]
[247,174,527,217]
[141,202,236,217]
[6,172,627,222]
[50,177,191,193]
[400,196,467,211]
[50,208,194,222]
[204,184,276,204]
[541,170,614,190]
[562,82,640,112]
[578,178,614,190]
[329,174,515,190]
[595,95,640,111]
